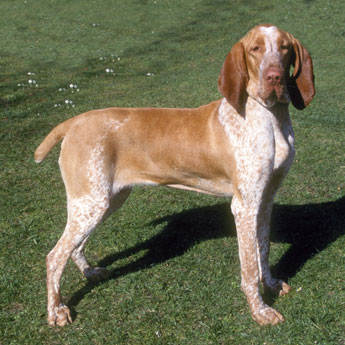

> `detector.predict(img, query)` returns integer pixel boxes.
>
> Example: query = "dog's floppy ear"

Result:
[218,42,249,116]
[287,37,315,110]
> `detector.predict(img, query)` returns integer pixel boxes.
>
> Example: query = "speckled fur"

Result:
[219,97,294,325]
[35,25,315,327]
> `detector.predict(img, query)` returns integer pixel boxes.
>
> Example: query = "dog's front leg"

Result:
[256,190,291,297]
[231,196,285,326]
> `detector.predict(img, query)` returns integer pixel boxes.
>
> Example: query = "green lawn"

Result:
[1,0,345,344]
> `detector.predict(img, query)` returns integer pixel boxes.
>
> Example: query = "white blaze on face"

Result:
[259,26,281,75]
[254,25,291,107]
[260,26,279,54]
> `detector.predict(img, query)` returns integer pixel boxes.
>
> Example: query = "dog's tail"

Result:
[34,117,75,163]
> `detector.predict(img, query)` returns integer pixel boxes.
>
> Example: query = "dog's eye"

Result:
[251,46,260,52]
[280,45,289,52]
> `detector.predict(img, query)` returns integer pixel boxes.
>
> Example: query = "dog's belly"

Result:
[167,180,234,197]
[115,158,234,197]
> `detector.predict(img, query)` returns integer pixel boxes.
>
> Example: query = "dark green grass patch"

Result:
[1,0,345,344]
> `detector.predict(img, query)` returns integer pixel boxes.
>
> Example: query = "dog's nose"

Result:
[265,68,283,85]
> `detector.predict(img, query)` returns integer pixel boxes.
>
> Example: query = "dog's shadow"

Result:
[68,196,345,313]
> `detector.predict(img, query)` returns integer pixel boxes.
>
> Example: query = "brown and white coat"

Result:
[35,24,315,326]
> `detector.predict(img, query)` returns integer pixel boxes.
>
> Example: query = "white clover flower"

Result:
[28,79,33,84]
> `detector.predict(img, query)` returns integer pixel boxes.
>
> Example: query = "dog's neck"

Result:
[246,94,289,114]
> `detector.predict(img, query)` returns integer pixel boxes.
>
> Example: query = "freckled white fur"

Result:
[106,118,129,132]
[219,95,295,318]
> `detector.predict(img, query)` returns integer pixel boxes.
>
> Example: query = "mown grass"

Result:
[1,0,345,344]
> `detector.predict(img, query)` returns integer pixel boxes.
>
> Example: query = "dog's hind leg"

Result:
[46,138,131,326]
[46,195,108,326]
[46,185,131,326]
[71,187,131,282]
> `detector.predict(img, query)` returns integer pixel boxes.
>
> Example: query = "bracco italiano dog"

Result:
[35,24,315,326]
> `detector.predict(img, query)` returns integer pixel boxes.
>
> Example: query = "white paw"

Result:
[48,304,72,327]
[251,305,285,326]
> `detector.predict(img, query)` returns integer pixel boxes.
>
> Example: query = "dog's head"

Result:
[218,25,315,115]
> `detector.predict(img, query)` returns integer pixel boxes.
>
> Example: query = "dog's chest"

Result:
[218,98,295,174]
[272,115,295,172]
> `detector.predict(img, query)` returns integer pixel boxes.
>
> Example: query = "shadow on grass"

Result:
[270,196,345,280]
[68,196,345,316]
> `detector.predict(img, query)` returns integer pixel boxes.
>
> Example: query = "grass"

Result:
[1,0,345,344]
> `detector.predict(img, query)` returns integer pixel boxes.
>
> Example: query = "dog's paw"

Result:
[251,305,285,326]
[84,267,110,282]
[278,281,291,296]
[48,304,72,327]
[264,279,291,296]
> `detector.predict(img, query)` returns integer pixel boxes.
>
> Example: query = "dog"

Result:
[35,24,315,326]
